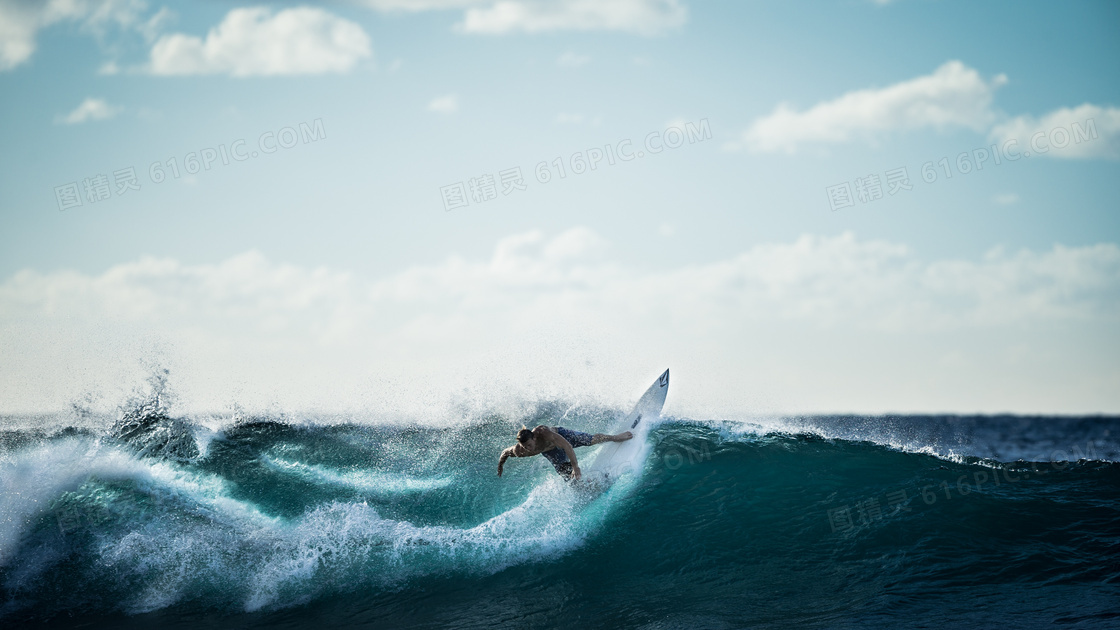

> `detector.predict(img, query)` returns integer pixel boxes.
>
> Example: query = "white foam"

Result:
[79,473,622,613]
[1,425,652,614]
[262,455,455,494]
[0,438,104,563]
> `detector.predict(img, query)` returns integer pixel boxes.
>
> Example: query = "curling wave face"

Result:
[1,408,1118,628]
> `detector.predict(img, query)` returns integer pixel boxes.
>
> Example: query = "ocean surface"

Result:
[2,389,1118,628]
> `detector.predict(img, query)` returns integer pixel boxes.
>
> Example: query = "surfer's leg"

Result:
[591,431,633,444]
[556,427,595,448]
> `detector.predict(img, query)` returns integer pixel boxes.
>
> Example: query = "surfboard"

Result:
[586,368,669,480]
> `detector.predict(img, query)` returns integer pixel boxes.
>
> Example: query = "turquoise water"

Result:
[2,404,1118,628]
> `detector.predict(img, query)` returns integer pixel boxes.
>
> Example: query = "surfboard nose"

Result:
[659,368,669,388]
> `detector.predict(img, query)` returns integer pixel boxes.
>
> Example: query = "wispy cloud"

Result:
[355,0,483,10]
[458,0,687,35]
[355,0,687,34]
[4,229,1118,414]
[8,229,1115,336]
[989,103,1120,160]
[427,93,458,113]
[556,51,590,67]
[148,7,372,76]
[0,0,158,71]
[742,61,1007,153]
[56,97,121,124]
[5,231,1110,343]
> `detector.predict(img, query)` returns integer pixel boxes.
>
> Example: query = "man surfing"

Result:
[497,425,633,481]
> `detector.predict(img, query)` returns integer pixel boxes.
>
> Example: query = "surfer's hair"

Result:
[516,428,534,444]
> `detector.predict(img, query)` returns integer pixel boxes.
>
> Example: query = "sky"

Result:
[0,0,1118,418]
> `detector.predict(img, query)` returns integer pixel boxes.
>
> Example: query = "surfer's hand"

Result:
[497,464,504,477]
[620,431,633,440]
[571,466,582,481]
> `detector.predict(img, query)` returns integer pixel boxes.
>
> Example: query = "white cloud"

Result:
[556,51,590,67]
[459,0,687,34]
[355,0,483,10]
[0,0,152,71]
[57,97,121,124]
[427,93,458,113]
[134,5,172,42]
[743,61,1007,153]
[663,117,693,131]
[989,103,1120,160]
[3,229,1118,415]
[148,7,372,76]
[353,0,687,34]
[0,0,48,70]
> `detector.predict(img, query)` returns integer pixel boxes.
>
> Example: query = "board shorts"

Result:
[541,426,595,479]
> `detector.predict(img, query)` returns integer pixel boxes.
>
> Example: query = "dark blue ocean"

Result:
[2,393,1118,628]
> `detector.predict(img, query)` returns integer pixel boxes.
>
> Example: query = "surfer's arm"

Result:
[497,446,515,477]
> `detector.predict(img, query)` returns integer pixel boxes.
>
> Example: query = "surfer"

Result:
[497,426,633,481]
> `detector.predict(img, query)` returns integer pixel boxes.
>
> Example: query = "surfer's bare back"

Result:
[497,425,633,481]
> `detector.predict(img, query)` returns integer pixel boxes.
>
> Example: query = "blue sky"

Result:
[1,0,1118,416]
